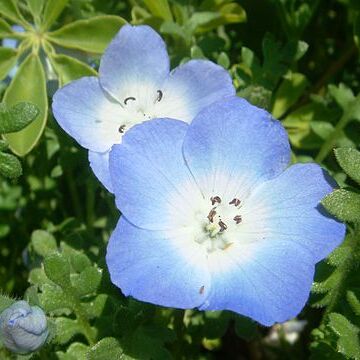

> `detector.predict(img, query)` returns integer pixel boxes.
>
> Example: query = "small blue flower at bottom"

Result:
[106,96,346,326]
[0,301,48,354]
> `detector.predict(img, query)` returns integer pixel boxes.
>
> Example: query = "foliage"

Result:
[0,0,359,359]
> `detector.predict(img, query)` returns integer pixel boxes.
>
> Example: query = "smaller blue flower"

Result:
[0,301,48,354]
[52,24,235,192]
[106,97,345,326]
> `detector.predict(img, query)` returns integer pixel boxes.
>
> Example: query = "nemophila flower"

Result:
[0,301,48,354]
[52,25,235,191]
[106,97,345,326]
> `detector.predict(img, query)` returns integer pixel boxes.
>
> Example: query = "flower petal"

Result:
[99,25,169,103]
[109,118,203,230]
[242,163,346,262]
[106,217,210,309]
[52,77,123,152]
[157,60,235,122]
[200,240,315,326]
[88,150,113,192]
[182,97,291,199]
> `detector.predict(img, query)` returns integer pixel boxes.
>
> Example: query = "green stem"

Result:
[173,309,185,360]
[315,113,349,163]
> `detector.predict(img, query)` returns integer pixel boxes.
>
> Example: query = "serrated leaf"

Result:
[56,342,88,360]
[3,54,48,156]
[47,16,126,54]
[0,102,39,134]
[55,318,84,345]
[347,291,360,317]
[48,53,96,87]
[335,148,360,185]
[31,230,57,257]
[322,189,360,223]
[328,313,360,359]
[0,47,18,81]
[69,252,91,273]
[72,267,102,297]
[0,293,16,313]
[41,0,69,31]
[43,253,71,288]
[0,152,22,178]
[329,83,356,110]
[87,338,125,360]
[39,283,72,313]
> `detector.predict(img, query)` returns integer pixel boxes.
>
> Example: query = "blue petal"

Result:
[182,97,291,196]
[159,60,235,122]
[243,163,346,262]
[88,150,113,192]
[106,217,210,309]
[109,118,203,230]
[52,77,123,152]
[199,240,314,326]
[99,25,169,103]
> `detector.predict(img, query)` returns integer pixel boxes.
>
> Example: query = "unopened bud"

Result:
[0,301,48,354]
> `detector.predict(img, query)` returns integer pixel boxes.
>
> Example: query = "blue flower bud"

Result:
[0,301,48,354]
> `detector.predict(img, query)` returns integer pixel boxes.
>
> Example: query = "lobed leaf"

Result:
[335,148,360,185]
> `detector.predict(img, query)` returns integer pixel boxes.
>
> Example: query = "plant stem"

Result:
[173,309,185,360]
[315,113,349,163]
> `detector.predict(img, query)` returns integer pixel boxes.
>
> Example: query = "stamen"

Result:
[118,125,126,133]
[156,90,163,102]
[233,215,242,224]
[210,196,221,205]
[199,286,205,294]
[223,242,234,250]
[124,96,136,105]
[218,220,228,232]
[207,208,216,223]
[229,198,241,207]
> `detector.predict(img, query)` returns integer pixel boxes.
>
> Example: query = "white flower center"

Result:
[195,196,243,253]
[118,88,163,133]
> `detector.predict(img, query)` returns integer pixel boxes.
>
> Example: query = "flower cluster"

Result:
[53,25,345,326]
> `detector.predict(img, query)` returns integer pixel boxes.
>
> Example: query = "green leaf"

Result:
[55,317,84,345]
[322,189,360,223]
[328,313,360,359]
[335,148,360,185]
[47,16,127,54]
[72,267,102,297]
[48,53,97,87]
[0,293,16,313]
[43,253,71,289]
[31,230,57,258]
[0,152,22,178]
[0,102,39,134]
[0,47,18,81]
[41,0,69,31]
[39,284,72,312]
[234,315,258,341]
[0,18,14,37]
[272,72,308,118]
[87,338,125,360]
[0,0,26,24]
[3,54,48,156]
[143,0,173,21]
[26,0,45,20]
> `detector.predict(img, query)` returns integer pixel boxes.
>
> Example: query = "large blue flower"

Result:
[106,97,345,326]
[52,25,235,191]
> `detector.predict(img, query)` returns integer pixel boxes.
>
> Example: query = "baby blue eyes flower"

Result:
[106,97,345,326]
[52,24,235,192]
[0,301,48,354]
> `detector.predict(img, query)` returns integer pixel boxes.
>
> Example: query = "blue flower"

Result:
[52,24,235,191]
[0,301,48,354]
[106,97,345,326]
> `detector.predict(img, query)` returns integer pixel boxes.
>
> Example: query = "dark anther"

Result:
[210,196,221,205]
[218,220,228,232]
[234,215,242,224]
[156,90,163,102]
[229,198,241,207]
[118,125,126,133]
[124,96,136,105]
[223,242,233,250]
[199,285,205,294]
[207,208,217,223]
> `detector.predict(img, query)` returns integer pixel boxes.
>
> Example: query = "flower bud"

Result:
[0,301,48,354]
